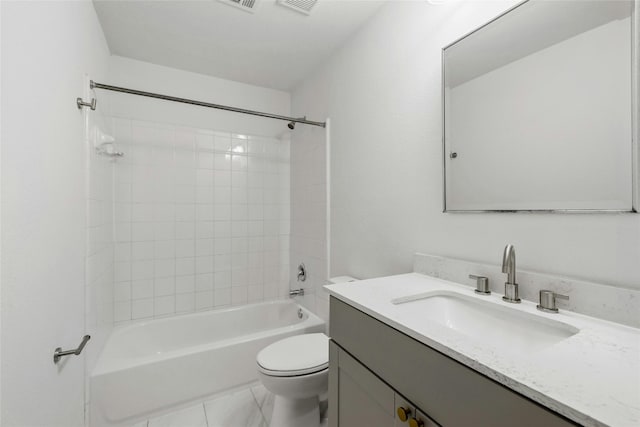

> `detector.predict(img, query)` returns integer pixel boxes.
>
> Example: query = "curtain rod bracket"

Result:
[76,97,96,111]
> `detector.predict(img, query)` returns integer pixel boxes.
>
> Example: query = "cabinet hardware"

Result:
[397,406,412,422]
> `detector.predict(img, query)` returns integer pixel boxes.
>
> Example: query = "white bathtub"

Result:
[90,300,325,425]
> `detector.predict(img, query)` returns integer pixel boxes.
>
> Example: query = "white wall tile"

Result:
[132,222,154,241]
[214,288,232,307]
[195,256,214,275]
[132,279,154,300]
[175,275,196,294]
[214,254,232,272]
[155,259,175,278]
[115,262,132,282]
[132,241,154,260]
[114,282,131,302]
[132,298,154,319]
[196,274,214,292]
[214,132,231,145]
[176,257,196,276]
[154,295,175,316]
[175,205,196,221]
[155,240,176,259]
[195,291,214,310]
[214,154,231,171]
[115,222,132,242]
[248,285,264,303]
[176,293,196,313]
[214,271,232,289]
[114,301,132,323]
[113,119,290,321]
[176,222,196,240]
[154,277,175,296]
[132,260,154,280]
[231,287,248,306]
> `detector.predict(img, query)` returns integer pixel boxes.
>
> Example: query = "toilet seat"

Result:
[257,333,329,377]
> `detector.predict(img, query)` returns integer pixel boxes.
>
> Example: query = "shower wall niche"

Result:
[111,117,290,322]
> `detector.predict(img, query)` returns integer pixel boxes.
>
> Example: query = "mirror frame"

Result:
[441,0,639,214]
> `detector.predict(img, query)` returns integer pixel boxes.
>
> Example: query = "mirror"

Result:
[443,0,637,212]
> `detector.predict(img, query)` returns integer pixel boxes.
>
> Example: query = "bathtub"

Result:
[90,300,325,425]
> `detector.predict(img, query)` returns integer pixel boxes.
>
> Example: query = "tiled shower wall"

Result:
[111,118,290,322]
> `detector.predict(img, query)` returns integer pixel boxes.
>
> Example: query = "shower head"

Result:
[288,116,306,130]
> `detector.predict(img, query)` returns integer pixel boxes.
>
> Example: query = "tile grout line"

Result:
[249,386,269,426]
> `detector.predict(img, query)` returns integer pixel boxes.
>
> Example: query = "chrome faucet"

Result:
[501,244,521,303]
[289,263,307,298]
[297,263,306,282]
[289,288,305,297]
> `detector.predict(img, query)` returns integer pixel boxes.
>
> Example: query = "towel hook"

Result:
[53,335,90,364]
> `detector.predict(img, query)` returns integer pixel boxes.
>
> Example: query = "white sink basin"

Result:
[392,291,579,354]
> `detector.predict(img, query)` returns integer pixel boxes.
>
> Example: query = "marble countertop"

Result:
[325,273,640,427]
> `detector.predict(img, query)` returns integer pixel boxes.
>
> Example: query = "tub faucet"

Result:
[501,244,521,303]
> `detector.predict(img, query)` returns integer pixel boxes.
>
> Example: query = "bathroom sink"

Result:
[392,291,579,354]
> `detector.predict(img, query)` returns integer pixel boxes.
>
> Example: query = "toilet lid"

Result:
[257,333,329,377]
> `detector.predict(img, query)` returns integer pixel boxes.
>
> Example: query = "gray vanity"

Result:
[324,269,640,427]
[328,296,576,427]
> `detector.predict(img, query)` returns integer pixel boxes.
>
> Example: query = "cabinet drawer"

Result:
[330,297,577,427]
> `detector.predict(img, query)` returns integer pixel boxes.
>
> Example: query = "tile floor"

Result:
[130,383,328,427]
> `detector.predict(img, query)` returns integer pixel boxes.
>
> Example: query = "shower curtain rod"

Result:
[89,81,326,128]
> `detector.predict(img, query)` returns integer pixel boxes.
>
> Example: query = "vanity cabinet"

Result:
[329,340,439,427]
[329,297,578,427]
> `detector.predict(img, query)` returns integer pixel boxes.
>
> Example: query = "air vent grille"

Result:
[278,0,318,15]
[218,0,259,13]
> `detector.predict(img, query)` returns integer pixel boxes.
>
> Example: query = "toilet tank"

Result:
[328,276,358,284]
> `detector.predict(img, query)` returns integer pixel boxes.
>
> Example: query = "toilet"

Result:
[256,276,358,427]
[257,333,329,427]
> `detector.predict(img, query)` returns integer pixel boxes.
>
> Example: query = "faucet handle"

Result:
[469,274,490,295]
[537,290,569,313]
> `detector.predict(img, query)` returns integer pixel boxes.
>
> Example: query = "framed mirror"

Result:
[443,0,638,212]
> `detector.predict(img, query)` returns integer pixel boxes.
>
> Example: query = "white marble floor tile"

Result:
[205,388,266,427]
[250,384,268,408]
[250,384,275,425]
[148,403,207,427]
[130,421,148,427]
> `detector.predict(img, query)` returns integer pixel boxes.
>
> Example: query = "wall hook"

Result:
[76,97,96,110]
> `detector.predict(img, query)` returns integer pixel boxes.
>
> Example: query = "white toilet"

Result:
[256,276,358,427]
[257,333,329,427]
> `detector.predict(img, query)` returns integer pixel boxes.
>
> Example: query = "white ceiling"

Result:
[93,0,386,91]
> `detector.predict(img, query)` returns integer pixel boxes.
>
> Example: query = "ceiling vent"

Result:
[277,0,318,15]
[217,0,259,14]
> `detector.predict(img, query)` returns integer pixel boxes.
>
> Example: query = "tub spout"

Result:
[289,288,305,297]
